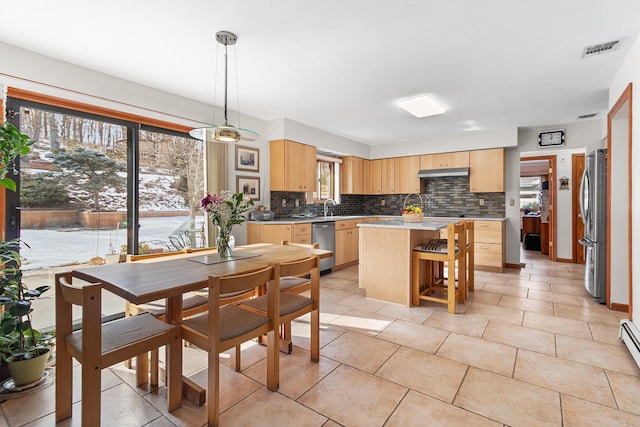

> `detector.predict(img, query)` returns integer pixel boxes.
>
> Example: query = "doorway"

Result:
[520,156,556,261]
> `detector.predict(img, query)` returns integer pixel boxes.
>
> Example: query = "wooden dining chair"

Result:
[240,255,321,364]
[412,222,466,313]
[276,241,320,352]
[125,248,259,387]
[55,272,182,426]
[179,264,280,427]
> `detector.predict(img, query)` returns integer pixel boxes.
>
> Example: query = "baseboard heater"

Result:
[619,320,640,369]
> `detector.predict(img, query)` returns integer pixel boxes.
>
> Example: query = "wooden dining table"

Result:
[71,243,332,407]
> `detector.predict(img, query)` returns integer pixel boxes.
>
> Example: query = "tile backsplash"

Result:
[269,176,505,219]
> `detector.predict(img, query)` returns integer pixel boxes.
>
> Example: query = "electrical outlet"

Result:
[295,199,300,208]
[281,198,287,207]
[479,198,485,206]
[381,199,386,206]
[509,198,515,206]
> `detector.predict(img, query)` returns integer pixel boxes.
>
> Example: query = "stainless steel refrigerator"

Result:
[579,148,607,303]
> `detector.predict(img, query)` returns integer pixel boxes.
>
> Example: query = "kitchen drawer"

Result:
[335,219,359,230]
[293,234,312,244]
[474,220,503,244]
[293,223,311,235]
[474,242,503,267]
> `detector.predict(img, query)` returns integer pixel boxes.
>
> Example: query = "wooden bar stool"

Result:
[464,220,474,293]
[412,222,466,313]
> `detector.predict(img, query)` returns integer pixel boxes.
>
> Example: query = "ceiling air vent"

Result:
[582,39,622,58]
[577,113,598,120]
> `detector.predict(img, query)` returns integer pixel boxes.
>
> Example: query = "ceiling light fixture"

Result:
[397,95,445,118]
[190,31,259,143]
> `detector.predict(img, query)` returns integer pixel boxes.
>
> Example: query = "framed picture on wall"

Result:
[237,175,261,201]
[235,145,259,172]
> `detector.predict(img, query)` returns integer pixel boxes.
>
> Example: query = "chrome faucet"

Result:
[323,198,336,218]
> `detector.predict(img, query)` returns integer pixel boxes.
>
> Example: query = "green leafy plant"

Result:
[0,122,34,192]
[0,239,52,362]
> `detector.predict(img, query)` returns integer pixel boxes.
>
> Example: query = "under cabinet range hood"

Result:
[417,167,470,178]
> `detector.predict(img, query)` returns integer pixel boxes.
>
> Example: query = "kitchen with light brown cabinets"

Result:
[270,139,317,191]
[469,148,505,192]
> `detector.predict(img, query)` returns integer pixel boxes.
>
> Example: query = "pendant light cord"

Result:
[223,40,229,125]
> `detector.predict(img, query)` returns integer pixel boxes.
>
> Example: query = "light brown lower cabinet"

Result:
[247,222,311,245]
[335,219,361,267]
[473,220,505,272]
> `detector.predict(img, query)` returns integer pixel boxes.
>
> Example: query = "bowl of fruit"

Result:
[402,205,423,222]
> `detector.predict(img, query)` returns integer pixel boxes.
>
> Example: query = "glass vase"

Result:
[216,225,235,258]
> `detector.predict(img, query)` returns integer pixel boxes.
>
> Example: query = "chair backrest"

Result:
[447,222,465,257]
[465,220,474,247]
[279,255,320,279]
[209,264,280,320]
[55,272,103,360]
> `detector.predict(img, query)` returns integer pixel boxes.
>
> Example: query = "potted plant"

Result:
[0,120,48,386]
[0,238,52,386]
[0,121,33,192]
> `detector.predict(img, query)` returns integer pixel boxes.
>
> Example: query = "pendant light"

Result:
[190,31,259,143]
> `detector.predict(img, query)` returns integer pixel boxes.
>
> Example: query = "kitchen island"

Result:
[358,219,450,306]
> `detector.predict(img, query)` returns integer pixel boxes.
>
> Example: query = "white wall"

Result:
[609,33,640,318]
[371,128,518,159]
[267,118,369,158]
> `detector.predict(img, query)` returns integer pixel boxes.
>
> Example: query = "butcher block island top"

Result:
[358,219,451,306]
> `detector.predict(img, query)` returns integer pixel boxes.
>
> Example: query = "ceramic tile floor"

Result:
[3,249,640,426]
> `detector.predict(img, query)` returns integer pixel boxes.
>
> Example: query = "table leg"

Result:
[165,295,207,406]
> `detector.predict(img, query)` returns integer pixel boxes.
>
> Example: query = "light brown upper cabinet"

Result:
[419,151,469,169]
[340,156,366,194]
[381,158,396,194]
[270,139,317,192]
[469,148,505,192]
[394,156,421,193]
[368,159,381,194]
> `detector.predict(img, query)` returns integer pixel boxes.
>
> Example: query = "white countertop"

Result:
[249,215,506,225]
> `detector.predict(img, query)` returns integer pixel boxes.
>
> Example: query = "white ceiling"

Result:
[1,1,639,146]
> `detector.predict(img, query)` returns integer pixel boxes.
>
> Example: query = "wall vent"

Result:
[582,39,623,58]
[577,113,598,120]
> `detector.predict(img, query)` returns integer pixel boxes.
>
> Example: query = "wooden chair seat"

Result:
[55,272,182,426]
[182,304,271,342]
[241,292,312,317]
[280,276,311,291]
[412,222,466,313]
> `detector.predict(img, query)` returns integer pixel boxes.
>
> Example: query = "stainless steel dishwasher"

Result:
[312,222,335,273]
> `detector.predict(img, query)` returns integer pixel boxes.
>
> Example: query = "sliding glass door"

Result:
[5,97,204,329]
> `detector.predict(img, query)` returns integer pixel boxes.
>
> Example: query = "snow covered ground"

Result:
[20,215,205,270]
